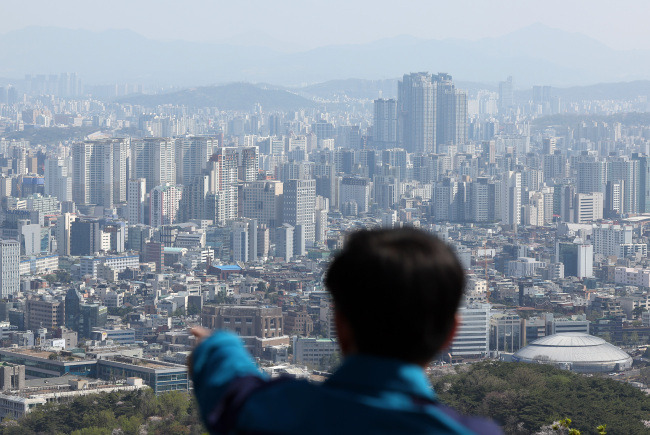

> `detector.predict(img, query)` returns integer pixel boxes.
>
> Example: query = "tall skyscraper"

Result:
[498,76,514,112]
[381,148,408,181]
[577,160,606,194]
[373,98,398,149]
[208,148,239,221]
[434,73,467,148]
[608,157,638,214]
[181,174,210,222]
[72,140,128,208]
[398,72,467,154]
[149,184,183,227]
[176,136,215,185]
[339,177,372,213]
[499,171,522,227]
[282,179,316,246]
[55,213,76,256]
[127,178,147,224]
[632,154,650,213]
[0,240,19,298]
[131,138,176,192]
[44,156,72,202]
[398,72,436,154]
[241,180,283,228]
[237,146,260,182]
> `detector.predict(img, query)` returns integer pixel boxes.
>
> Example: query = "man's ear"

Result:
[440,314,459,351]
[335,309,357,356]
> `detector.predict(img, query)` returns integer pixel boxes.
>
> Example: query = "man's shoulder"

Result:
[237,375,503,434]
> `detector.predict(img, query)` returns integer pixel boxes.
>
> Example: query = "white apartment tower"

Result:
[282,179,316,246]
[208,148,239,221]
[44,156,72,202]
[0,240,19,298]
[127,178,147,224]
[499,171,521,227]
[149,184,183,227]
[72,140,128,208]
[131,138,176,192]
[176,136,215,185]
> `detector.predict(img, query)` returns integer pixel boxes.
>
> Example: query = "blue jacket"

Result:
[192,331,503,434]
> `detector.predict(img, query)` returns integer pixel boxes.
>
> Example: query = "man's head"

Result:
[325,228,465,364]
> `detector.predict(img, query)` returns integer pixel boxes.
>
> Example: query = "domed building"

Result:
[512,332,633,373]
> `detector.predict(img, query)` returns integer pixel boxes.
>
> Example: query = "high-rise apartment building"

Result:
[237,146,259,182]
[0,240,19,298]
[208,148,239,221]
[150,184,183,227]
[608,157,638,214]
[434,73,467,148]
[398,72,466,154]
[175,136,216,185]
[339,177,371,214]
[282,179,316,246]
[72,140,128,208]
[499,171,522,227]
[632,154,650,213]
[127,178,147,225]
[577,160,606,194]
[373,98,398,149]
[498,76,514,112]
[241,180,283,228]
[131,138,176,192]
[398,72,436,154]
[44,157,72,202]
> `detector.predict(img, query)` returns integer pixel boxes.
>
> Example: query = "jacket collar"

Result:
[324,354,436,400]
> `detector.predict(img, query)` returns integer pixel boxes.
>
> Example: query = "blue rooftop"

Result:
[213,265,242,271]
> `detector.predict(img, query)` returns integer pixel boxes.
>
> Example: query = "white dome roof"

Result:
[512,332,633,373]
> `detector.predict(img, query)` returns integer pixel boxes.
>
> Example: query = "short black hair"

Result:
[324,228,465,363]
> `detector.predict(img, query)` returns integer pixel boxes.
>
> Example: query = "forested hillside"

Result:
[431,361,650,434]
[0,389,204,435]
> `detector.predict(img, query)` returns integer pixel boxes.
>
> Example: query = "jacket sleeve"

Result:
[191,330,268,429]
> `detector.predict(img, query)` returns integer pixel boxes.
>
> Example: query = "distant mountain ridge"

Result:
[117,83,316,111]
[114,79,650,110]
[2,24,650,87]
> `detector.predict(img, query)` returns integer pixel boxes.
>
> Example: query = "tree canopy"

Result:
[431,361,650,434]
[0,389,204,435]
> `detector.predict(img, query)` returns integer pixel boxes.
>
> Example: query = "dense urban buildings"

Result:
[1,66,650,428]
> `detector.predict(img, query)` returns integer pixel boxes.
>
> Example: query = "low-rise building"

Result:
[292,337,339,368]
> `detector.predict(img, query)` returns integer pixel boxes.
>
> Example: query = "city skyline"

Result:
[3,4,650,426]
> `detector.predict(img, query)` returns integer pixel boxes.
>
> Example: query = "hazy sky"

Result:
[4,0,650,50]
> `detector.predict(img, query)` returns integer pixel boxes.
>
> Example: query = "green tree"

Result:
[632,306,647,319]
[70,428,113,435]
[117,415,143,435]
